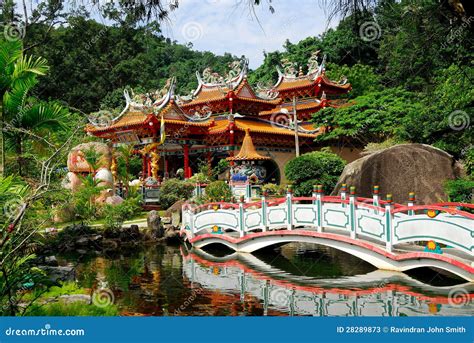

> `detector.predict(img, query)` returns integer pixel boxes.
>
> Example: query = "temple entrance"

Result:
[263,159,280,184]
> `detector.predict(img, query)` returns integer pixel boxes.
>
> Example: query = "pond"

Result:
[59,243,473,316]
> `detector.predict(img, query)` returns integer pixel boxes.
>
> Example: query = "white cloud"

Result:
[162,0,337,69]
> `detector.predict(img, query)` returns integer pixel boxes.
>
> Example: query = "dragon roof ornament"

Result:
[88,77,177,128]
[256,80,279,100]
[195,57,249,91]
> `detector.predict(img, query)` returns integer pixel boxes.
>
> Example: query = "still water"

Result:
[62,243,473,316]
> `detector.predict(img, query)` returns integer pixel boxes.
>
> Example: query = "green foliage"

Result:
[102,196,142,230]
[159,178,194,209]
[261,183,286,197]
[325,63,381,98]
[214,159,230,177]
[444,178,474,203]
[26,17,239,113]
[399,65,473,157]
[313,88,423,145]
[285,148,346,196]
[464,147,474,178]
[188,172,209,184]
[25,300,119,316]
[71,175,104,222]
[205,181,232,202]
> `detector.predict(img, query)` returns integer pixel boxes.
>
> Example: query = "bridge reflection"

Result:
[181,247,474,316]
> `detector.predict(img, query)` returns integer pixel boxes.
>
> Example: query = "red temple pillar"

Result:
[183,144,190,179]
[147,155,151,178]
[228,122,235,166]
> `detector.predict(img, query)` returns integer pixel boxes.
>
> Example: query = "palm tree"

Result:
[0,39,67,176]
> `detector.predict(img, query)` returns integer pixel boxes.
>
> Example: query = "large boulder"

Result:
[331,144,463,204]
[67,142,112,173]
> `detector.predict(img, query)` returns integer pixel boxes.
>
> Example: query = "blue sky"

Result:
[160,0,337,69]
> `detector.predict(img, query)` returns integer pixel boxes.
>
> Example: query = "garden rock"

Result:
[147,210,164,238]
[332,144,463,204]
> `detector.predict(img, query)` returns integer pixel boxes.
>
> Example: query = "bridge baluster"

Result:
[385,194,393,252]
[349,186,356,239]
[373,185,380,213]
[287,185,293,230]
[408,192,415,216]
[316,184,323,232]
[239,195,245,237]
[340,183,347,208]
[261,191,267,232]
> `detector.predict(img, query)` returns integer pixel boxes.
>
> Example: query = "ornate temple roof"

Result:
[85,51,348,144]
[208,117,319,138]
[226,129,271,161]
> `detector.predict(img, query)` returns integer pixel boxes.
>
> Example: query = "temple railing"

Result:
[182,185,474,256]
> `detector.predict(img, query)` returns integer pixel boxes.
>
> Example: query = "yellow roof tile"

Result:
[227,129,271,161]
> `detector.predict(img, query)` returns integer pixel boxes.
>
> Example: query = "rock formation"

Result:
[331,144,464,204]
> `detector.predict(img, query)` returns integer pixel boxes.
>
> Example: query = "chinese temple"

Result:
[85,51,355,184]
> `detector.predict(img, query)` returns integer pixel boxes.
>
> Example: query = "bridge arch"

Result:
[190,232,474,282]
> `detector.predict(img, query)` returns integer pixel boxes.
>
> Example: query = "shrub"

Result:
[102,196,142,230]
[205,181,232,202]
[284,148,346,196]
[261,183,286,197]
[159,178,194,209]
[444,178,474,203]
[188,172,210,184]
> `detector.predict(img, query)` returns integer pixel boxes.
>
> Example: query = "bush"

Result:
[444,178,474,203]
[102,196,142,230]
[159,178,194,209]
[261,183,286,197]
[284,148,346,196]
[205,181,232,202]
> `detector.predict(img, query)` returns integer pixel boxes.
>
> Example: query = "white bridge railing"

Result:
[182,185,474,256]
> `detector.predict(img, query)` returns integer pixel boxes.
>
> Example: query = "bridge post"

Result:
[239,195,245,237]
[186,204,195,239]
[385,194,393,252]
[245,182,251,203]
[349,186,356,239]
[286,185,293,230]
[316,184,323,232]
[372,185,380,213]
[340,184,347,208]
[408,192,415,216]
[261,191,267,232]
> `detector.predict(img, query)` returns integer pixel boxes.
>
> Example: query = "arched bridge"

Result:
[181,188,474,282]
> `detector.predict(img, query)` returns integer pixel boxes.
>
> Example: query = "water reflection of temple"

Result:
[182,249,473,317]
